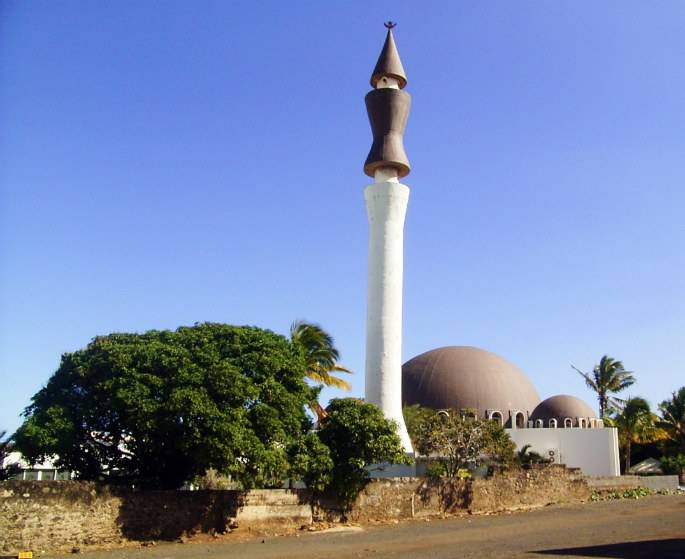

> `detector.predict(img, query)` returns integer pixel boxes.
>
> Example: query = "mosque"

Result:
[401,346,620,476]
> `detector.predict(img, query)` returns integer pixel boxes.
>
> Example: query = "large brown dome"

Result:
[402,346,541,424]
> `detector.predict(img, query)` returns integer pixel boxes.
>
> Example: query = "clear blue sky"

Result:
[2,1,684,433]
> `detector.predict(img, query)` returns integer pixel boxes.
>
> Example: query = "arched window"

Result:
[535,419,543,428]
[578,418,586,429]
[437,410,450,418]
[515,412,526,429]
[549,419,558,428]
[589,418,596,429]
[596,419,604,428]
[563,418,573,429]
[489,411,503,426]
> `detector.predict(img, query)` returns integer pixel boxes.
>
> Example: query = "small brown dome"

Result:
[531,395,596,425]
[402,346,541,423]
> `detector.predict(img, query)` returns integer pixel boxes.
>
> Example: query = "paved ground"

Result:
[45,494,685,559]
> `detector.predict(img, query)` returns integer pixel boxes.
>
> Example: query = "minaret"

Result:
[363,22,413,452]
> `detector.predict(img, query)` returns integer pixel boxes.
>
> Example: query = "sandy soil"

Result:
[43,494,685,559]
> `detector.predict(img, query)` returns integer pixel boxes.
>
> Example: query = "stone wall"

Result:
[470,464,590,512]
[1,466,590,555]
[0,481,310,555]
[346,464,590,522]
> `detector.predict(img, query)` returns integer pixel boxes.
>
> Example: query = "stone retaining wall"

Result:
[0,482,309,555]
[1,466,590,555]
[347,464,590,522]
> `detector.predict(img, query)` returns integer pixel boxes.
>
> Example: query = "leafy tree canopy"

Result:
[414,409,516,478]
[13,323,317,489]
[318,398,410,509]
[658,387,685,454]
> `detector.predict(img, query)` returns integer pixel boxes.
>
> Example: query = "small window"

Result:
[489,411,503,426]
[515,412,526,429]
[563,418,573,429]
[535,419,543,428]
[578,418,586,429]
[549,419,558,428]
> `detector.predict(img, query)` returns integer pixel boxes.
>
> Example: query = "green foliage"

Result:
[424,460,446,480]
[192,468,235,490]
[480,416,517,467]
[13,323,316,489]
[288,432,333,493]
[0,430,21,481]
[415,410,515,478]
[406,406,516,478]
[516,444,548,467]
[660,454,685,475]
[289,321,352,391]
[317,399,410,510]
[403,404,437,448]
[658,387,685,454]
[591,487,653,501]
[605,397,659,472]
[572,355,635,418]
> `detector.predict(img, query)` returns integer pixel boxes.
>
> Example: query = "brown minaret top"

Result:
[364,23,411,178]
[370,23,408,89]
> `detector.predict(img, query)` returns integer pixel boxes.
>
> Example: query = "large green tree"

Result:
[658,387,685,454]
[572,355,635,418]
[13,323,316,489]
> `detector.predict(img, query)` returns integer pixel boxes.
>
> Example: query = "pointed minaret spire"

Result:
[370,22,408,89]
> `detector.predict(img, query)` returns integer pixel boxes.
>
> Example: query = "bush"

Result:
[660,454,685,476]
[414,409,516,478]
[318,399,410,510]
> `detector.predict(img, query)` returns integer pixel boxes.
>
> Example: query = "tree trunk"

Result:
[624,440,631,473]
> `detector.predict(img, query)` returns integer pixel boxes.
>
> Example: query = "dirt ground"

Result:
[43,494,685,559]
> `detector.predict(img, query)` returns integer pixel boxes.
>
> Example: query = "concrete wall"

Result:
[506,427,620,476]
[585,475,680,491]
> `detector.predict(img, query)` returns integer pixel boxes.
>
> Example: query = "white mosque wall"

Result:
[506,427,620,477]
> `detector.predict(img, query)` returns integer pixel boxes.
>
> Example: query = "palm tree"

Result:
[571,355,635,418]
[605,397,658,472]
[658,387,685,454]
[290,321,352,419]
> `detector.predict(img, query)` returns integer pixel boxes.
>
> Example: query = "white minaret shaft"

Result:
[364,168,413,451]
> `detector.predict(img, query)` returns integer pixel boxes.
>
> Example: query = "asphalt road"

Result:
[45,494,685,559]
